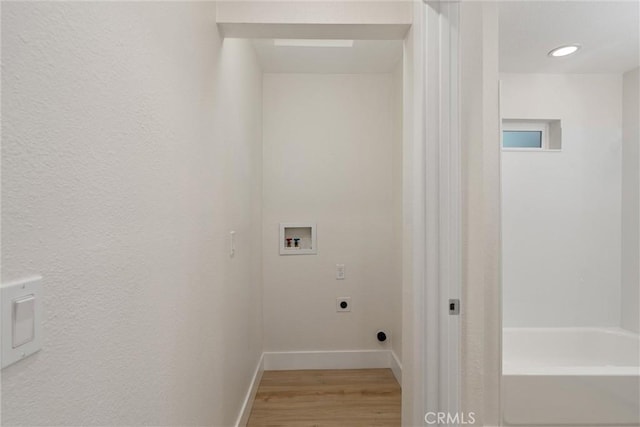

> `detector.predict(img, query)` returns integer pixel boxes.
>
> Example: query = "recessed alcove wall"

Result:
[262,71,403,356]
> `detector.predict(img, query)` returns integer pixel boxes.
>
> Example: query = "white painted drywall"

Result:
[215,1,411,40]
[262,74,402,355]
[1,3,263,425]
[460,2,502,424]
[401,10,418,423]
[216,1,412,25]
[251,40,403,74]
[392,62,404,363]
[501,73,623,327]
[622,67,640,333]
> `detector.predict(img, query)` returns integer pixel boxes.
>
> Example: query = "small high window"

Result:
[502,119,561,151]
[503,130,542,149]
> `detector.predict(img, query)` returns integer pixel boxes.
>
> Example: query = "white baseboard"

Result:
[390,350,402,386]
[235,353,264,427]
[262,349,398,372]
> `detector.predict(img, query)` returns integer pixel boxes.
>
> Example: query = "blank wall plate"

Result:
[2,276,43,369]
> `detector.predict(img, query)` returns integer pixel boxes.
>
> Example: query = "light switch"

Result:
[229,230,236,257]
[2,276,42,369]
[12,295,35,348]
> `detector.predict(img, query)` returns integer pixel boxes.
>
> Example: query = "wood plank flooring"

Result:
[247,369,401,427]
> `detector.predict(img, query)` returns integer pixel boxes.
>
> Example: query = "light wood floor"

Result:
[246,369,401,427]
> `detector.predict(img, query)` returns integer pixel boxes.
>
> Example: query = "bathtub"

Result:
[503,328,640,426]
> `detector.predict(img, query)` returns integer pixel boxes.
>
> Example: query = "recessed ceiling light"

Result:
[548,45,581,57]
[273,39,354,48]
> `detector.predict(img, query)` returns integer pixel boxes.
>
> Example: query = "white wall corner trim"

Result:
[235,354,265,427]
[262,350,397,372]
[390,350,403,386]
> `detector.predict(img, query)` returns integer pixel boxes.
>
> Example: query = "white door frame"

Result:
[405,1,461,425]
[434,3,462,421]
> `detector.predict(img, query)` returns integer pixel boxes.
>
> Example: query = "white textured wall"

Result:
[501,73,623,328]
[400,12,417,424]
[622,67,640,333]
[216,1,412,25]
[460,2,502,424]
[1,2,263,425]
[261,74,402,354]
[391,62,404,363]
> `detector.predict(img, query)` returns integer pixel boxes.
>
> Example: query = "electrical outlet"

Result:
[376,329,390,344]
[336,264,345,280]
[336,297,351,312]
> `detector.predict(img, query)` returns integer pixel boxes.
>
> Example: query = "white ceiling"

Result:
[251,2,639,75]
[251,39,403,73]
[499,1,639,74]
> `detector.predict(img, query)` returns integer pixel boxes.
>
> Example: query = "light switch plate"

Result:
[2,276,42,369]
[12,295,35,348]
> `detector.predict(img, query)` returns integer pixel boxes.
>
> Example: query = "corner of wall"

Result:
[234,354,265,427]
[621,67,640,333]
[459,1,501,425]
[2,4,265,425]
